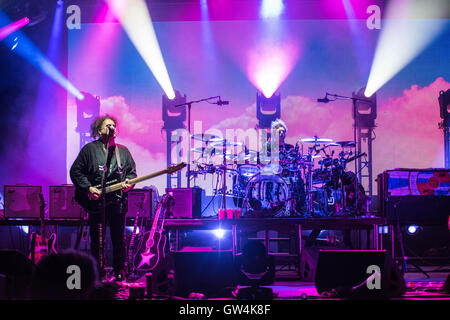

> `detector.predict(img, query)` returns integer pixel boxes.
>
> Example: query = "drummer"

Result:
[270,119,306,214]
[271,118,292,152]
[269,118,297,164]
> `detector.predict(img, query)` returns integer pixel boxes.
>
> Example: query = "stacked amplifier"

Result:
[2,185,201,220]
[3,185,43,219]
[377,168,450,224]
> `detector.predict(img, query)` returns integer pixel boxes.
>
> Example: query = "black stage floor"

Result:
[114,267,450,301]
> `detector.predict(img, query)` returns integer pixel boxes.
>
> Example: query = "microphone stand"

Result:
[99,132,112,276]
[321,92,372,215]
[175,96,222,188]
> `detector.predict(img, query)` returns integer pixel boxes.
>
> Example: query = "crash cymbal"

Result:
[211,140,243,148]
[334,141,356,148]
[326,143,341,147]
[191,147,215,154]
[191,133,223,143]
[300,137,333,143]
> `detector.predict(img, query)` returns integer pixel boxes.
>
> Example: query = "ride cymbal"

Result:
[191,133,223,142]
[300,137,333,143]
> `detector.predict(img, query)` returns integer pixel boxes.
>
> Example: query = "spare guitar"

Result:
[74,162,186,211]
[133,193,174,272]
[125,191,149,278]
[29,193,57,264]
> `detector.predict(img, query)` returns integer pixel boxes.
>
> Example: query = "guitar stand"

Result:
[403,257,431,279]
[125,198,148,282]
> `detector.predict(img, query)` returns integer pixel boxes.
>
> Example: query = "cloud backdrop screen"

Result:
[67,19,450,196]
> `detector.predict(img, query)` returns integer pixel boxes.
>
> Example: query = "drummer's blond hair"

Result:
[271,118,287,132]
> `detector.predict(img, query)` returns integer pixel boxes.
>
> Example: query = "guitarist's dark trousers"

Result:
[88,200,127,276]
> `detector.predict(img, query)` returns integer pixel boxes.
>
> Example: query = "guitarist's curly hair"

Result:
[91,114,118,139]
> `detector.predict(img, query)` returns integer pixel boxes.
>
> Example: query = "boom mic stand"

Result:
[99,131,113,276]
[319,92,373,214]
[175,96,224,188]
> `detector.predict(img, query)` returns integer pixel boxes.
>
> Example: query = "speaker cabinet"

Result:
[165,187,202,218]
[377,169,450,224]
[4,185,42,219]
[50,185,85,219]
[127,188,154,218]
[173,251,237,297]
[315,250,405,299]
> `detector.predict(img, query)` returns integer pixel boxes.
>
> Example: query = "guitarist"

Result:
[70,115,137,281]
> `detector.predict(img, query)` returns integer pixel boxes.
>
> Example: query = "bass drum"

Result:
[243,173,290,217]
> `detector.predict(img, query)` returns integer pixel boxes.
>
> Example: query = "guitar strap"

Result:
[115,145,123,179]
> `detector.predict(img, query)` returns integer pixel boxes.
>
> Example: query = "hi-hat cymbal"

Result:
[333,141,356,148]
[301,137,333,143]
[191,133,223,143]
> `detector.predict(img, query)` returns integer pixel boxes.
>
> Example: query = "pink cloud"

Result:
[373,77,450,177]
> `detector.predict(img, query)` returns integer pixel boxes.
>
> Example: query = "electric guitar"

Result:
[133,193,174,272]
[74,163,186,211]
[29,193,57,264]
[126,191,149,275]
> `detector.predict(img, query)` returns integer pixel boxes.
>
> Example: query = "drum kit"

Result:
[189,134,369,218]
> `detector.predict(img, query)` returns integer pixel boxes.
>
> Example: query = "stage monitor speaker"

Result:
[166,187,202,218]
[315,250,406,299]
[378,169,450,224]
[444,274,450,294]
[4,185,42,219]
[127,188,153,218]
[173,250,237,297]
[299,246,321,282]
[50,185,85,219]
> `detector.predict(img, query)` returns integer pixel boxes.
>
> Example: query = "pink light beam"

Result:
[0,17,29,41]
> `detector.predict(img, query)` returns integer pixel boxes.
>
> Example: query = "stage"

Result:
[0,0,449,307]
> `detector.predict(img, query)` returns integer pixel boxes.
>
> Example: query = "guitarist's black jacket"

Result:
[70,140,137,211]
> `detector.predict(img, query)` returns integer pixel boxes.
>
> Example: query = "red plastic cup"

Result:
[218,209,225,220]
[227,209,234,219]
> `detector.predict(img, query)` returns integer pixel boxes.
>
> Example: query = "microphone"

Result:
[107,125,115,136]
[317,97,330,103]
[346,152,367,163]
[216,99,229,106]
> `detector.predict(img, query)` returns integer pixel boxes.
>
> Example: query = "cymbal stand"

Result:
[175,95,222,188]
[320,92,372,214]
[221,141,227,214]
[304,148,314,216]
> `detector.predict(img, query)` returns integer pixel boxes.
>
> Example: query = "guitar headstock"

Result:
[167,162,187,174]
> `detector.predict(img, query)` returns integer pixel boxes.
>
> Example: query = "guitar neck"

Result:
[105,168,169,194]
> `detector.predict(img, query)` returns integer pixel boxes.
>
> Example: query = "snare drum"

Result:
[237,164,260,178]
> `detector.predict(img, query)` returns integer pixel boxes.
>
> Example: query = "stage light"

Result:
[19,226,29,234]
[0,16,29,41]
[260,0,285,19]
[248,43,299,99]
[107,0,176,99]
[212,228,226,239]
[200,0,209,20]
[365,0,449,97]
[407,225,420,235]
[0,11,84,100]
[126,226,139,234]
